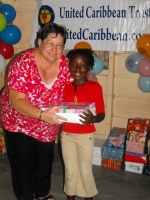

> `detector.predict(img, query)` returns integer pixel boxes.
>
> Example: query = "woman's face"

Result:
[69,55,89,82]
[38,33,64,63]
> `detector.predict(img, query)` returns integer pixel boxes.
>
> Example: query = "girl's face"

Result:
[69,55,89,82]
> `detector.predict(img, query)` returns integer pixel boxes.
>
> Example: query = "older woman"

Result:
[0,23,72,200]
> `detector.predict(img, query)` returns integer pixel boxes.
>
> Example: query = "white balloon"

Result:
[0,54,6,74]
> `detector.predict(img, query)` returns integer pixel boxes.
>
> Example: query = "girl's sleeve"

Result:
[94,83,105,114]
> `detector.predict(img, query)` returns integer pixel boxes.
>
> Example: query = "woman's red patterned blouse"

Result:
[0,49,72,142]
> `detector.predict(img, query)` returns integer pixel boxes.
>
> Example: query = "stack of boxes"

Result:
[0,125,6,156]
[101,127,127,170]
[92,138,106,166]
[124,118,150,174]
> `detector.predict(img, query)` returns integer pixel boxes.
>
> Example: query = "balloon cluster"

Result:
[0,2,21,74]
[125,34,150,93]
[74,41,104,82]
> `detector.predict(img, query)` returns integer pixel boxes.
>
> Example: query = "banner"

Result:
[30,0,150,51]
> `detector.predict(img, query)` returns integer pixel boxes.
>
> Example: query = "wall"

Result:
[1,0,150,139]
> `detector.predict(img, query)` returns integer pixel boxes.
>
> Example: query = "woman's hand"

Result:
[41,106,67,124]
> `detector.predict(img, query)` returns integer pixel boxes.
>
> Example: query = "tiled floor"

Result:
[0,143,150,200]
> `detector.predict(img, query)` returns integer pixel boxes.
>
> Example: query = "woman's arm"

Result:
[9,90,67,124]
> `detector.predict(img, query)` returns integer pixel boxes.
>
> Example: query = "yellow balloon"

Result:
[74,41,92,50]
[0,13,7,32]
[136,34,150,58]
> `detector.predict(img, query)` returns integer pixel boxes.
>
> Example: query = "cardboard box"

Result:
[101,157,123,170]
[125,151,147,164]
[102,139,125,160]
[40,102,96,124]
[125,161,144,174]
[93,138,106,157]
[108,127,127,148]
[126,140,144,154]
[92,138,105,166]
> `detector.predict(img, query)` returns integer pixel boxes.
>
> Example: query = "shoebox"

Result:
[102,138,125,160]
[108,127,127,148]
[0,125,6,156]
[101,157,123,170]
[127,118,150,143]
[125,151,147,164]
[125,161,144,174]
[92,138,106,166]
[40,102,96,124]
[126,140,144,154]
[92,157,102,166]
[93,138,106,157]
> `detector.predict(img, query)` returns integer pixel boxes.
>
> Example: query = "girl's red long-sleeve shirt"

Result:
[62,80,105,134]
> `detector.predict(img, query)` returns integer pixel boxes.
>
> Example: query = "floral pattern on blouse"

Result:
[0,49,73,142]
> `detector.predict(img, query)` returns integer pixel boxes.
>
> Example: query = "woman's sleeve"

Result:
[7,53,31,95]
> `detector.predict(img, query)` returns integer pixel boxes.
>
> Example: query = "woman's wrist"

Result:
[39,110,43,120]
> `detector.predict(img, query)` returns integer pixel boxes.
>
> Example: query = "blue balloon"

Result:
[138,76,150,93]
[90,57,104,75]
[125,53,145,73]
[0,24,21,44]
[0,4,16,23]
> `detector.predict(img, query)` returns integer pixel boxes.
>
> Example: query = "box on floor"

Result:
[124,151,147,164]
[101,157,123,170]
[92,138,106,166]
[126,140,144,154]
[0,126,6,156]
[127,118,150,143]
[125,161,144,174]
[101,138,125,160]
[108,127,127,148]
[101,137,125,170]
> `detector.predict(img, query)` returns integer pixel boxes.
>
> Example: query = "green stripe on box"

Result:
[63,109,66,113]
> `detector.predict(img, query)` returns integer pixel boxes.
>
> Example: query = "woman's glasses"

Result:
[43,41,64,50]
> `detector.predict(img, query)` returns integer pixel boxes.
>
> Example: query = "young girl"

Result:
[61,49,105,200]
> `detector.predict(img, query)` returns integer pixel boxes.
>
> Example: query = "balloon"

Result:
[0,40,14,59]
[138,76,150,93]
[138,58,150,77]
[0,13,6,32]
[0,54,6,74]
[87,72,98,82]
[90,57,104,75]
[125,53,145,73]
[0,24,21,44]
[0,4,16,23]
[136,34,150,58]
[74,41,92,50]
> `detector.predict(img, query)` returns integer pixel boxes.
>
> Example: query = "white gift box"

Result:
[40,102,96,124]
[92,157,102,166]
[125,161,144,174]
[92,138,106,166]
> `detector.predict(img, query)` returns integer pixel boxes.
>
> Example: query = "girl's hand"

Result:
[78,109,95,125]
[79,109,105,125]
